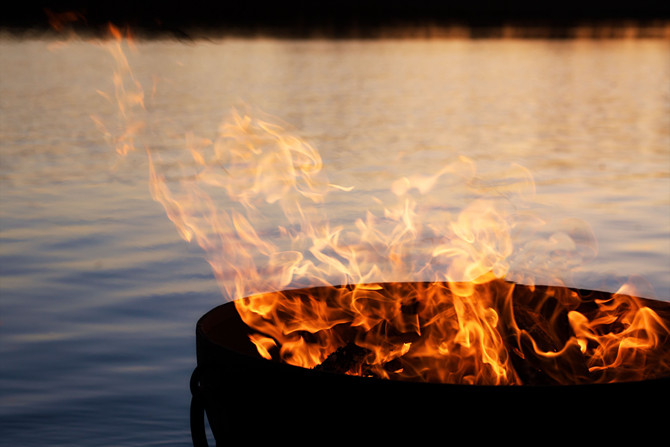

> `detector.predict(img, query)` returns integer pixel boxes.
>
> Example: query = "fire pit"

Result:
[85,27,670,445]
[190,280,670,445]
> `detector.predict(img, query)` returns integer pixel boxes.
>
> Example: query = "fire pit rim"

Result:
[196,280,670,389]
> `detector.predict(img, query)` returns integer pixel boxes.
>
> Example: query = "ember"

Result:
[235,280,670,386]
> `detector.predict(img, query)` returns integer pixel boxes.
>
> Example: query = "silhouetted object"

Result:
[190,282,670,445]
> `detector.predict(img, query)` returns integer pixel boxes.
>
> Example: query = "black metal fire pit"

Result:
[190,282,670,445]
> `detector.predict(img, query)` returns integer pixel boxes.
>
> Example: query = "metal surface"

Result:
[190,285,670,444]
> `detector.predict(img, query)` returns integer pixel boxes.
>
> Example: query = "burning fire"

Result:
[96,25,670,385]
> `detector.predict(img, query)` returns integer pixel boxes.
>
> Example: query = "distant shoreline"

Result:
[3,20,670,41]
[3,1,670,40]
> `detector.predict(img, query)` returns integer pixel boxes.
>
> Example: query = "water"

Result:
[1,36,669,445]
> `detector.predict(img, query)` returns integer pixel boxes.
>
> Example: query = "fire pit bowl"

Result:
[189,282,670,445]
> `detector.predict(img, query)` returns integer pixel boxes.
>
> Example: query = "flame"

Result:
[97,28,670,385]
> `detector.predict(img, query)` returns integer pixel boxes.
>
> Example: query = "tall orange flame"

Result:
[97,27,670,385]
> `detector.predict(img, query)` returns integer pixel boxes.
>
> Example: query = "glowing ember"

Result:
[235,281,670,385]
[97,25,670,386]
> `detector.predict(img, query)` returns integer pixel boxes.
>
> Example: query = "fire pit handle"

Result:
[189,366,209,447]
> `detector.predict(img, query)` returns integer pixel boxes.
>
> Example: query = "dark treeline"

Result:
[2,1,670,38]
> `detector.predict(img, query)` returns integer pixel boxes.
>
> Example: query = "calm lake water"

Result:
[1,35,669,445]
